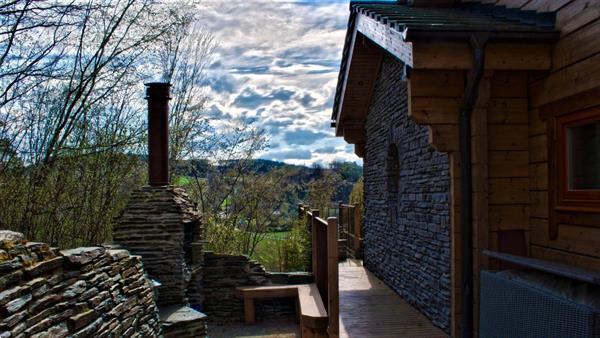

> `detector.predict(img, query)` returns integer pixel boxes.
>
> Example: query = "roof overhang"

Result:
[331,2,560,154]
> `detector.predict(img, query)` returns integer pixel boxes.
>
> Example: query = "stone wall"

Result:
[363,55,451,332]
[0,231,160,338]
[113,186,203,308]
[202,252,311,322]
[113,185,207,338]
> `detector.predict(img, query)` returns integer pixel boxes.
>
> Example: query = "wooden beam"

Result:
[336,36,383,135]
[339,119,364,129]
[553,19,600,71]
[486,43,552,70]
[409,97,461,125]
[410,69,465,97]
[530,53,600,108]
[484,250,600,284]
[356,13,413,67]
[531,245,600,275]
[413,41,471,69]
[471,72,492,274]
[354,143,365,158]
[428,124,459,152]
[411,0,456,6]
[343,127,364,144]
[539,86,600,119]
[412,42,552,70]
[335,19,360,132]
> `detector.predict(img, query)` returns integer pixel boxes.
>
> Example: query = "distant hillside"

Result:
[173,158,363,203]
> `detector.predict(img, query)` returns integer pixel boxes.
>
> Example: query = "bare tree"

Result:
[237,168,293,256]
[0,0,76,108]
[0,0,201,247]
[155,14,217,173]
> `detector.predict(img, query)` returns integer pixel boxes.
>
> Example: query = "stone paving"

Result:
[207,318,299,338]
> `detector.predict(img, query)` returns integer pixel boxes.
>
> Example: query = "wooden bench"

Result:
[235,284,328,337]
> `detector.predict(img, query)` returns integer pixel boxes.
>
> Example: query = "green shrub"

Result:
[279,220,309,272]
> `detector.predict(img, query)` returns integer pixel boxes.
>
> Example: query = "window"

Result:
[557,107,600,208]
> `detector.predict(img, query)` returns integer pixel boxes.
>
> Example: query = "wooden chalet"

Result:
[332,0,600,337]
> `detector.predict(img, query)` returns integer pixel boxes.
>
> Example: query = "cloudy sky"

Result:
[195,0,358,166]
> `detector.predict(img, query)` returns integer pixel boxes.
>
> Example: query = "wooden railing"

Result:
[298,205,339,338]
[302,202,363,261]
[338,203,362,259]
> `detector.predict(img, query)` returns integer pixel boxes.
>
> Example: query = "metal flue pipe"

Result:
[145,82,171,186]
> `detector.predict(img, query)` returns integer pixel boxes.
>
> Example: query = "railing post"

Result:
[338,202,343,240]
[311,209,319,276]
[327,217,339,338]
[305,207,312,273]
[353,204,361,258]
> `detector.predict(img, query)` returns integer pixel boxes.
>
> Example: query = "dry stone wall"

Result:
[0,231,160,338]
[203,252,311,322]
[363,55,451,332]
[113,186,203,308]
[113,185,207,338]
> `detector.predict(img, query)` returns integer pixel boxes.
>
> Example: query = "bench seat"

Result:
[234,285,298,300]
[297,284,328,336]
[235,283,328,337]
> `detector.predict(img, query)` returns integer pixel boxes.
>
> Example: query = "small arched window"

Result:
[387,144,400,222]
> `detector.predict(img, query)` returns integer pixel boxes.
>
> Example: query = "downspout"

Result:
[460,33,488,338]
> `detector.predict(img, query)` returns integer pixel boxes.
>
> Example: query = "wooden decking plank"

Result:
[338,260,448,338]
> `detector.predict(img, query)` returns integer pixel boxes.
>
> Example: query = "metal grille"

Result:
[480,270,599,338]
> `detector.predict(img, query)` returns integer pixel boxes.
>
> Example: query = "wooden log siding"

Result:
[452,0,600,320]
[332,1,600,336]
[412,41,552,70]
[527,0,600,272]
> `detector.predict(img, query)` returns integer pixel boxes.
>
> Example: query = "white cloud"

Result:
[194,0,360,165]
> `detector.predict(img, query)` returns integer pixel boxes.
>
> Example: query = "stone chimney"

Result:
[113,83,206,337]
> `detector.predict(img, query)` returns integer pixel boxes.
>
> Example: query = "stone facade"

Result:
[363,55,451,332]
[202,252,311,322]
[0,231,160,338]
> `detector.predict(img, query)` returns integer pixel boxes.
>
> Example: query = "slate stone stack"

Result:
[202,252,271,321]
[202,252,310,322]
[113,185,207,337]
[0,231,161,338]
[113,185,202,308]
[363,55,451,332]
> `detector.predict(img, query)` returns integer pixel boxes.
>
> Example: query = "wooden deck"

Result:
[339,260,448,338]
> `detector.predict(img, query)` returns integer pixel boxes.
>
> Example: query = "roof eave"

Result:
[405,29,560,42]
[331,5,560,128]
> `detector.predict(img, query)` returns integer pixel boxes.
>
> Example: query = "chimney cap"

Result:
[145,82,171,99]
